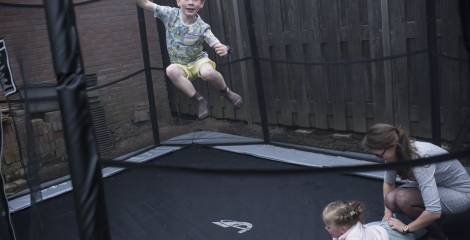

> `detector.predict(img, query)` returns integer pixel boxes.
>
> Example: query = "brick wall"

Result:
[0,0,170,194]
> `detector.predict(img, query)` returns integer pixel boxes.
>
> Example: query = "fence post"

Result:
[243,0,270,143]
[426,0,441,145]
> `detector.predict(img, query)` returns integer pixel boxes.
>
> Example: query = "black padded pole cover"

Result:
[461,0,470,51]
[43,0,78,80]
[56,74,111,240]
[452,0,470,151]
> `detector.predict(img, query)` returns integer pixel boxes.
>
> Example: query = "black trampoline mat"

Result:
[12,145,384,240]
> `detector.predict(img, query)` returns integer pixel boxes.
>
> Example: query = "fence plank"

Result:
[300,0,322,128]
[284,1,309,127]
[254,0,274,125]
[389,0,410,131]
[409,0,431,138]
[358,0,375,129]
[347,0,367,132]
[268,0,290,125]
[324,0,346,130]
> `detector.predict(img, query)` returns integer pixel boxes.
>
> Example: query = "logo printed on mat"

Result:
[212,220,253,234]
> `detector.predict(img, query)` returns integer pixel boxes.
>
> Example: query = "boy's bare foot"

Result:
[221,87,243,109]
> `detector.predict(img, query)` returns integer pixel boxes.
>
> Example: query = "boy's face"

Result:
[177,0,205,18]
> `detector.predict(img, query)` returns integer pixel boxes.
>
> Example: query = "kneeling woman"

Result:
[362,123,470,236]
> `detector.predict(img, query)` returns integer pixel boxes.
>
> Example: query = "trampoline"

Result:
[11,136,386,240]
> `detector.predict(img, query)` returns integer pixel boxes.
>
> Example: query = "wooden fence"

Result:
[161,0,469,141]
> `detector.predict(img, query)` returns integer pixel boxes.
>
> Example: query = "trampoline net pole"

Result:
[153,1,175,119]
[137,6,160,145]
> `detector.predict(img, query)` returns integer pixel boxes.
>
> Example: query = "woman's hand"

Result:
[214,43,229,56]
[383,208,393,220]
[387,217,407,233]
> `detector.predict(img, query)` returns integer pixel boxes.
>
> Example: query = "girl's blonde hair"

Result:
[322,201,364,227]
[361,123,417,179]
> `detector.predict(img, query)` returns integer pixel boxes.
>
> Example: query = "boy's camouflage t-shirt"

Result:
[154,5,220,65]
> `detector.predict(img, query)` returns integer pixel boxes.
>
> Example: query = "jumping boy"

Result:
[136,0,243,119]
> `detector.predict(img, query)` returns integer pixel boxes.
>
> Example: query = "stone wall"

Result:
[1,109,68,194]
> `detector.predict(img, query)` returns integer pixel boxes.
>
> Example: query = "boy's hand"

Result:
[136,0,156,12]
[214,43,229,56]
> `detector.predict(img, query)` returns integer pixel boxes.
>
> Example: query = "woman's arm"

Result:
[383,181,395,219]
[406,164,442,231]
[407,210,441,232]
[388,210,440,233]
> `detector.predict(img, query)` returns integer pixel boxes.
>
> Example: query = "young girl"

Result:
[322,200,422,240]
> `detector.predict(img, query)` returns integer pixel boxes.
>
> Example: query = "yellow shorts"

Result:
[175,58,216,81]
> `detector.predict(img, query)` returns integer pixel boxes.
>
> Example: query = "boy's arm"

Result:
[203,29,229,56]
[136,0,157,12]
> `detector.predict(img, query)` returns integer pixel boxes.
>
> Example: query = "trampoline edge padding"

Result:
[162,131,263,145]
[8,146,181,213]
[214,144,387,181]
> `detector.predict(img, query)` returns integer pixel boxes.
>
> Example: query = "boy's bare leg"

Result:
[166,64,208,119]
[199,63,243,108]
[198,63,227,89]
[166,64,197,97]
